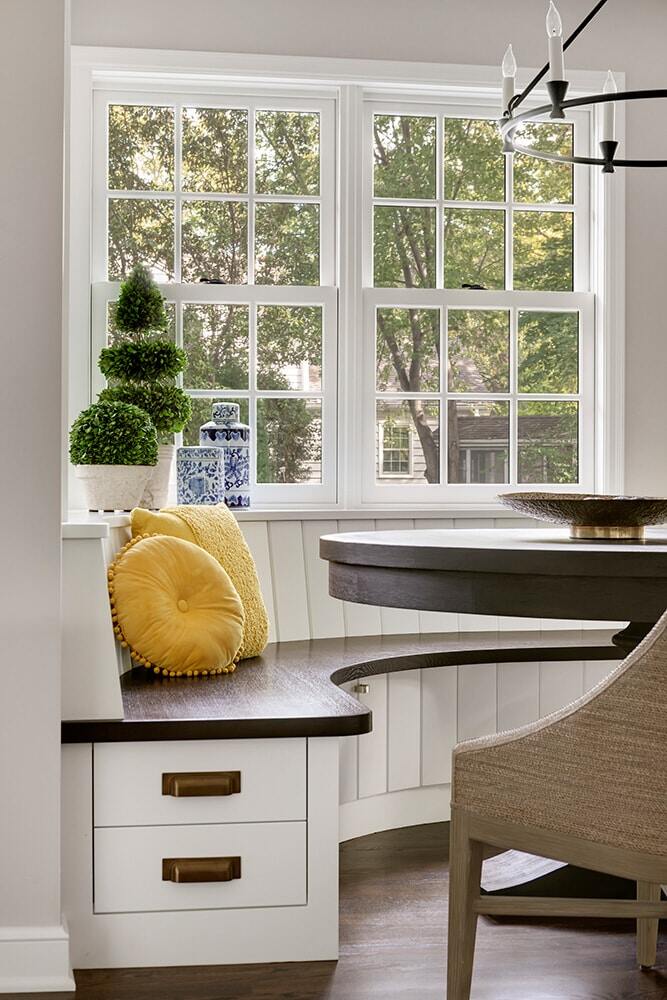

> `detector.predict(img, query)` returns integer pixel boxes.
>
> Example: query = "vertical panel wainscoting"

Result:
[62,515,618,847]
[236,514,617,843]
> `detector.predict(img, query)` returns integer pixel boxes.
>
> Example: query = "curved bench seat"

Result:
[61,629,621,744]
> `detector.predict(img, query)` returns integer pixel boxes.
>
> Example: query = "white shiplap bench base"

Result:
[60,514,618,969]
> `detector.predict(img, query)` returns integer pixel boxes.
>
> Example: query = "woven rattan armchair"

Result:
[447,617,667,1000]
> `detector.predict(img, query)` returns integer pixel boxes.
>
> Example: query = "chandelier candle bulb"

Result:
[502,44,517,113]
[546,1,565,81]
[602,69,617,142]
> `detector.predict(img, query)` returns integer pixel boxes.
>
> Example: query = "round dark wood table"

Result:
[321,526,667,649]
[321,526,667,901]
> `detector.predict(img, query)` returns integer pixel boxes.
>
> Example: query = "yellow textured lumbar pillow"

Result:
[108,533,245,678]
[131,505,269,660]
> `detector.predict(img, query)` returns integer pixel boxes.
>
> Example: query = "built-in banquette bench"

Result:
[60,513,619,971]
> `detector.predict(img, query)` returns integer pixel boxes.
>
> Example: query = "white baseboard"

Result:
[339,783,451,842]
[0,923,74,993]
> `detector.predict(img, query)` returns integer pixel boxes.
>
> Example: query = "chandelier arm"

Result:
[498,88,667,149]
[510,141,667,168]
[501,90,667,142]
[509,142,604,166]
[507,0,612,114]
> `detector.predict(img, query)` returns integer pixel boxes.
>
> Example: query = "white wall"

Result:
[0,0,73,990]
[71,0,667,494]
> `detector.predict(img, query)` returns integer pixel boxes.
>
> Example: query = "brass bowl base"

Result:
[570,525,645,541]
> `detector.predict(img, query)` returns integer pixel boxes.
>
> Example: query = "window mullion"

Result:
[249,301,258,493]
[248,99,256,286]
[436,115,444,291]
[174,100,183,285]
[509,306,518,484]
[506,148,514,294]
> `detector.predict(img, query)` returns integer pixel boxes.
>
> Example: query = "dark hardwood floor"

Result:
[13,823,667,1000]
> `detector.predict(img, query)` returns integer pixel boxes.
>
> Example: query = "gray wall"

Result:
[0,0,65,933]
[71,0,667,493]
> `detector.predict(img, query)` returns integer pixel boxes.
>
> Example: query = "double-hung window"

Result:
[363,99,593,503]
[91,90,337,504]
[85,71,599,509]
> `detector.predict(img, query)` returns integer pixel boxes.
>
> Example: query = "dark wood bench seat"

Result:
[61,629,620,744]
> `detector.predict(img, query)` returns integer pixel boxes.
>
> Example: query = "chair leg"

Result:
[447,810,484,1000]
[637,881,661,969]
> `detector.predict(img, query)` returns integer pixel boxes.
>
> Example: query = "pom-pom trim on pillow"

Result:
[107,533,241,678]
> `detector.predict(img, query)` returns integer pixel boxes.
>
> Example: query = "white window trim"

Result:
[90,87,337,506]
[361,93,593,503]
[68,47,625,514]
[378,420,414,479]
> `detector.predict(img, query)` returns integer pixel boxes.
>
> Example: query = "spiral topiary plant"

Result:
[100,265,191,444]
[69,400,158,466]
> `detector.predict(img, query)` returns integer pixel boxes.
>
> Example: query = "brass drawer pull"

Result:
[161,770,241,797]
[162,856,242,883]
[353,683,370,695]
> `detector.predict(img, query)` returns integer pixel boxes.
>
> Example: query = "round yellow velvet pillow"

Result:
[108,534,245,678]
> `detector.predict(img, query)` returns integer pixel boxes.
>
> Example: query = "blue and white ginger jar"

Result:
[176,446,225,505]
[199,402,251,509]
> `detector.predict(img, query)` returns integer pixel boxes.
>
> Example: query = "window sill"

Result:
[62,503,532,538]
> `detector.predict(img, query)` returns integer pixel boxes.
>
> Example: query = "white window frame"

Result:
[68,48,625,513]
[378,420,414,479]
[362,95,594,504]
[89,86,337,506]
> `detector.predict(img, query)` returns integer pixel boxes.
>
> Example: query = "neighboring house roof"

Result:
[456,414,575,445]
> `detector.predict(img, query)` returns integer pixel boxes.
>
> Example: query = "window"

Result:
[379,421,413,478]
[91,92,336,504]
[82,69,604,509]
[363,102,593,503]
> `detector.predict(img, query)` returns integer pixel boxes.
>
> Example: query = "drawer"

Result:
[94,739,306,827]
[94,821,306,913]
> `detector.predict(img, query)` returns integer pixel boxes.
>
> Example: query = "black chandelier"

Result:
[500,0,667,173]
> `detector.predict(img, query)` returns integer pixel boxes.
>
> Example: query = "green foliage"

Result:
[371,114,577,484]
[518,401,578,483]
[374,115,436,199]
[513,210,573,291]
[107,106,579,486]
[108,201,174,282]
[376,308,439,393]
[181,201,248,283]
[374,206,436,288]
[99,340,186,381]
[180,304,322,483]
[518,312,578,394]
[514,122,573,204]
[100,264,190,443]
[182,106,248,193]
[115,264,169,334]
[255,203,319,285]
[69,401,158,466]
[99,384,192,438]
[256,399,321,483]
[107,106,325,482]
[183,304,249,390]
[108,104,174,191]
[448,310,510,393]
[444,118,505,202]
[255,110,320,196]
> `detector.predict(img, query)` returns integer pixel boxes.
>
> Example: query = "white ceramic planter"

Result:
[75,464,154,512]
[140,444,175,510]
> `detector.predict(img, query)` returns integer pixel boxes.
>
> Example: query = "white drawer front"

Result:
[94,821,306,914]
[94,739,306,827]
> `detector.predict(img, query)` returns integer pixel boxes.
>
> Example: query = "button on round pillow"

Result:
[108,534,245,677]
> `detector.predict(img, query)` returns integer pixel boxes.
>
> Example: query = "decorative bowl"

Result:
[497,492,667,540]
